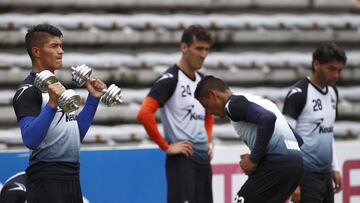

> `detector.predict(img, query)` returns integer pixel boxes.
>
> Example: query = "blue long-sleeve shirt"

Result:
[13,72,101,165]
[19,95,99,149]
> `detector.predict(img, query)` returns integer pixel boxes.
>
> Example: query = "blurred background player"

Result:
[137,24,215,203]
[0,171,89,203]
[12,24,106,203]
[283,42,347,203]
[195,75,303,203]
[0,172,26,203]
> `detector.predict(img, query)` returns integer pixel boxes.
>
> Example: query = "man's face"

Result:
[198,91,225,117]
[315,60,344,86]
[182,37,210,70]
[36,36,64,72]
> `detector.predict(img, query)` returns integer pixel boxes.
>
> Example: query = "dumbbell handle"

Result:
[35,70,80,113]
[71,65,123,105]
[100,84,124,105]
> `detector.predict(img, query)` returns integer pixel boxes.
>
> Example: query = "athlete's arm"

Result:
[137,96,169,151]
[226,96,276,164]
[205,110,214,144]
[245,103,276,164]
[332,86,342,192]
[332,140,342,193]
[331,86,342,193]
[138,68,177,151]
[332,138,340,171]
[18,104,57,149]
[205,110,215,159]
[137,96,193,156]
[332,86,340,172]
[77,95,100,141]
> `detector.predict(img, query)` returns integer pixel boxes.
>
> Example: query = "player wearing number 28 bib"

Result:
[283,43,346,203]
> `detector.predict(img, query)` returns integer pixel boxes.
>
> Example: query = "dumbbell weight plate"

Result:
[58,89,81,113]
[34,70,59,93]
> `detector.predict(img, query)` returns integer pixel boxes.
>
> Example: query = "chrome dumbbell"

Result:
[71,64,123,106]
[34,70,81,113]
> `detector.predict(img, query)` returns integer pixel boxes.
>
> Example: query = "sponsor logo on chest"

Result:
[66,113,76,122]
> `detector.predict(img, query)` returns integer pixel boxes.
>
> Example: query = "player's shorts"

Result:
[26,178,83,203]
[234,166,303,203]
[0,189,26,203]
[166,154,213,203]
[300,172,333,203]
[26,162,83,203]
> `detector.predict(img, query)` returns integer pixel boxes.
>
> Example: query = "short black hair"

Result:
[181,24,212,46]
[195,75,229,100]
[312,42,347,71]
[25,24,63,61]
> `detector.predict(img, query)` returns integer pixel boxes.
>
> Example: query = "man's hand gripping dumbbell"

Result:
[34,70,81,113]
[71,64,123,106]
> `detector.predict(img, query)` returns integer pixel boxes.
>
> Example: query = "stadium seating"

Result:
[1,0,359,10]
[2,13,360,45]
[0,0,360,149]
[1,51,360,88]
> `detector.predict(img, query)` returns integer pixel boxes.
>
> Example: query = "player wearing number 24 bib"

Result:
[137,25,214,203]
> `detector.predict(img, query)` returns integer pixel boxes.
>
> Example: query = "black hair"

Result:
[181,24,212,46]
[312,42,347,71]
[25,24,63,61]
[194,75,229,100]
